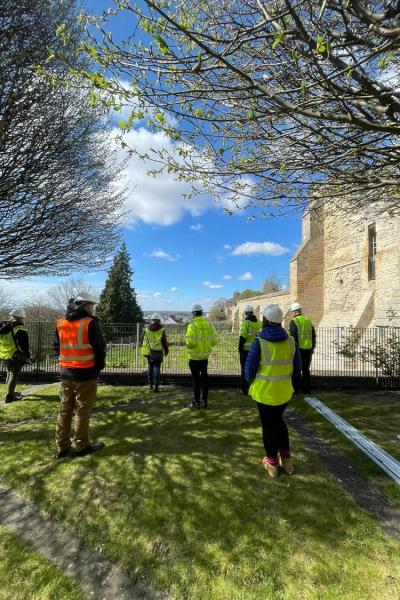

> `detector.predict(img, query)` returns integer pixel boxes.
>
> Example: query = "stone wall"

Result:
[228,202,400,329]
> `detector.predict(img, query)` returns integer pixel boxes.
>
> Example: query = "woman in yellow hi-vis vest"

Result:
[140,313,169,392]
[245,304,301,478]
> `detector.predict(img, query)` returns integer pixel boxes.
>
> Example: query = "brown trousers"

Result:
[55,379,97,451]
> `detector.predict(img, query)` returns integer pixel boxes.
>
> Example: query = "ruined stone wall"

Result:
[319,205,400,327]
[228,202,400,330]
[289,206,324,326]
[373,213,400,326]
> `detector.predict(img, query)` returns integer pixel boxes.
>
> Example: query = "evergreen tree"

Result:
[96,244,143,325]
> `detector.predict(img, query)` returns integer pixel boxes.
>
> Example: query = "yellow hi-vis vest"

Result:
[240,318,262,351]
[293,315,313,350]
[185,316,218,360]
[249,336,295,406]
[140,327,164,355]
[0,324,26,360]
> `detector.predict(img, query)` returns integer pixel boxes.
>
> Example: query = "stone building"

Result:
[230,202,400,330]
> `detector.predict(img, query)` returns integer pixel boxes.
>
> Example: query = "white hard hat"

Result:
[151,312,162,321]
[192,304,203,312]
[290,302,302,312]
[244,304,254,313]
[9,308,26,318]
[75,292,97,305]
[262,304,283,323]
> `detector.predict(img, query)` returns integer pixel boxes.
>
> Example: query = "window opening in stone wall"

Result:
[368,224,376,280]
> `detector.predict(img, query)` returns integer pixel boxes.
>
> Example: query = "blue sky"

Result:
[1,1,303,312]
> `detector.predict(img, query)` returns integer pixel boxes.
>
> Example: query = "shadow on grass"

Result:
[0,389,398,599]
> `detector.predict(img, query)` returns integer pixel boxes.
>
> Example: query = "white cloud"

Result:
[237,272,253,281]
[110,127,215,227]
[222,275,232,280]
[170,286,177,292]
[232,242,289,256]
[151,249,179,262]
[203,281,224,289]
[153,292,162,298]
[190,224,203,231]
[223,244,232,250]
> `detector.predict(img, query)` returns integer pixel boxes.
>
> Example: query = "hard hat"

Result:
[244,304,254,313]
[262,304,283,323]
[192,303,203,312]
[9,308,26,318]
[151,312,162,321]
[290,302,302,312]
[75,292,97,305]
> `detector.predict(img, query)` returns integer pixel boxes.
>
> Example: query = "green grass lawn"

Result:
[292,392,400,509]
[0,525,85,600]
[0,386,400,599]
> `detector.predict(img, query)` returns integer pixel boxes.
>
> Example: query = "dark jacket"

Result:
[245,324,301,385]
[0,320,30,360]
[54,307,106,381]
[289,317,316,351]
[238,314,259,353]
[140,322,169,355]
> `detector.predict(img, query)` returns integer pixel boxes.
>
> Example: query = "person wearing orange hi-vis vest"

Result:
[54,293,106,459]
[245,304,301,478]
[289,302,316,394]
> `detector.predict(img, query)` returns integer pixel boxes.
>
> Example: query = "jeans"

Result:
[189,359,209,406]
[4,360,24,401]
[239,351,249,394]
[292,349,313,394]
[256,401,290,459]
[55,379,97,451]
[147,357,162,386]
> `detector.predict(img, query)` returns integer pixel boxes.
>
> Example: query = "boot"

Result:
[262,457,279,478]
[187,402,201,410]
[154,385,160,393]
[279,456,294,475]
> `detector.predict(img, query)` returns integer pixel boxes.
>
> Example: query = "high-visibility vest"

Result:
[56,317,95,369]
[293,315,313,350]
[140,327,164,355]
[185,317,218,360]
[249,336,295,406]
[0,324,26,360]
[240,319,262,351]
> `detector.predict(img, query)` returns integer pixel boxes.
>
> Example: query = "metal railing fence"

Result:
[1,322,399,389]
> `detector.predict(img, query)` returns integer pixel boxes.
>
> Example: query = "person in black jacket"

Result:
[54,293,106,459]
[0,309,30,403]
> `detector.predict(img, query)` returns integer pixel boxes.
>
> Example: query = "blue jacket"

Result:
[245,324,301,384]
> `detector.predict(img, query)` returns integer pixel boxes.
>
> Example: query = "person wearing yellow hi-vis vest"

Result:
[289,302,316,394]
[238,304,262,395]
[185,304,218,409]
[245,304,301,478]
[140,313,169,393]
[0,309,30,404]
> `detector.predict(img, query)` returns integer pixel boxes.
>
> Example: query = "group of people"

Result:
[0,296,315,477]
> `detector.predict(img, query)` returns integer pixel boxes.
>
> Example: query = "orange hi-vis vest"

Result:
[56,317,96,369]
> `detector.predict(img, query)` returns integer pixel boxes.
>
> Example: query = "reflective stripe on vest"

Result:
[57,317,95,368]
[140,327,164,355]
[249,336,295,406]
[185,317,218,360]
[240,319,262,351]
[0,324,25,360]
[293,315,313,350]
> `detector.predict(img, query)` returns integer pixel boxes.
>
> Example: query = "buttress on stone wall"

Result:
[230,202,400,330]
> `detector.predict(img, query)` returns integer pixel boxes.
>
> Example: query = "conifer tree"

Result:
[96,244,143,325]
